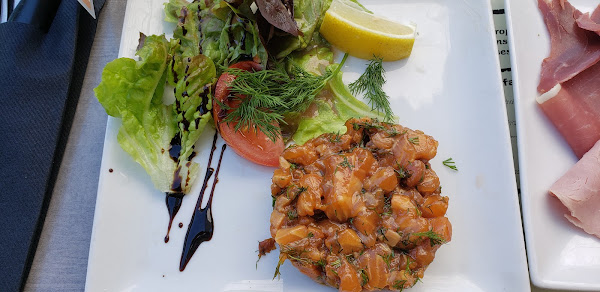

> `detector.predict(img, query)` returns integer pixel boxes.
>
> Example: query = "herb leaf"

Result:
[443,158,458,171]
[393,279,407,291]
[273,255,286,279]
[348,56,394,121]
[412,230,447,246]
[405,256,413,275]
[379,252,394,269]
[331,258,341,269]
[408,136,419,145]
[339,156,354,170]
[222,54,349,141]
[287,210,298,220]
[359,268,369,286]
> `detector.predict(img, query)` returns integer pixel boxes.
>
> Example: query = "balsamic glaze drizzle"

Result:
[164,132,209,244]
[179,132,227,271]
[164,193,184,243]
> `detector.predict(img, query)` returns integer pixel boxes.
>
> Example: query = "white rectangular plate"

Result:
[85,0,530,291]
[506,0,600,290]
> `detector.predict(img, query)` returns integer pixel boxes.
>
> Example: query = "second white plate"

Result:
[506,0,600,290]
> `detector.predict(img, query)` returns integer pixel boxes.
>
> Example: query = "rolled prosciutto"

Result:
[550,140,600,239]
[537,62,600,158]
[537,0,600,158]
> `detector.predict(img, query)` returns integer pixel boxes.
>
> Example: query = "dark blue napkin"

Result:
[0,0,105,290]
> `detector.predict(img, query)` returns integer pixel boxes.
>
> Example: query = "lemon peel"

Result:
[319,0,416,61]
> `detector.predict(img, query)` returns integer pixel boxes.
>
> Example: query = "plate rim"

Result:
[83,0,137,289]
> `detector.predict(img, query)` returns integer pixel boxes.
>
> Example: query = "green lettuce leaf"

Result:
[95,34,216,194]
[328,65,397,122]
[286,39,334,75]
[284,42,393,144]
[164,0,202,58]
[292,100,346,145]
[164,0,188,23]
[95,35,178,193]
[269,0,333,59]
[171,54,215,162]
[292,67,395,145]
[165,0,268,71]
[197,0,268,70]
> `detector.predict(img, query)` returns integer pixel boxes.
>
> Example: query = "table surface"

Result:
[20,0,575,291]
[22,0,123,290]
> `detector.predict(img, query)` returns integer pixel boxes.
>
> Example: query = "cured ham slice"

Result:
[537,62,600,158]
[537,0,600,93]
[536,0,600,158]
[550,140,600,239]
[576,5,600,36]
[539,0,600,240]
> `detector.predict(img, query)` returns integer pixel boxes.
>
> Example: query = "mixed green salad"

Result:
[94,0,394,195]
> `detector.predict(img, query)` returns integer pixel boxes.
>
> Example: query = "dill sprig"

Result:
[405,256,413,275]
[443,158,458,171]
[287,210,298,220]
[331,258,342,269]
[221,54,349,142]
[379,252,394,269]
[393,279,407,291]
[273,255,286,279]
[348,56,394,121]
[359,268,369,286]
[408,136,419,145]
[412,230,447,246]
[339,156,354,170]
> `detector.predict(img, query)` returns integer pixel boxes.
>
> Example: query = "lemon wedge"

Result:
[319,0,416,61]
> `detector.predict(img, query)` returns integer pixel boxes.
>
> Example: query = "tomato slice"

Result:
[213,61,284,167]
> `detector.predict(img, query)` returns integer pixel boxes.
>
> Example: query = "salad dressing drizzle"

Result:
[164,133,186,243]
[168,135,182,162]
[180,132,226,271]
[197,85,211,115]
[164,193,184,243]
